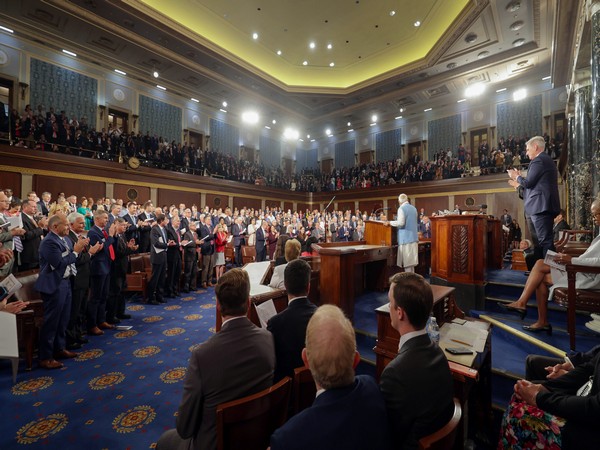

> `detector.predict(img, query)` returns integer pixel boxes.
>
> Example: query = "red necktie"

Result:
[103,229,115,261]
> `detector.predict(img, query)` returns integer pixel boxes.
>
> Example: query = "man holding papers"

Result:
[148,214,173,305]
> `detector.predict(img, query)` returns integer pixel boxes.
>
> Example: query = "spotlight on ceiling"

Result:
[252,32,259,40]
[153,70,159,78]
[371,114,378,123]
[303,61,308,66]
[222,101,228,107]
[465,83,485,97]
[325,128,332,136]
[414,20,421,27]
[309,42,316,49]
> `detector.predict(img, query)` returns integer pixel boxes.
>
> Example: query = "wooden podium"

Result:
[430,214,502,285]
[364,220,396,246]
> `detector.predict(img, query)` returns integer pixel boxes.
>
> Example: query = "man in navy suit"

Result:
[86,210,117,335]
[35,214,87,369]
[232,216,246,267]
[270,304,390,450]
[508,136,560,258]
[147,214,173,304]
[379,272,454,449]
[337,219,352,242]
[267,259,317,382]
[19,198,47,270]
[198,215,216,288]
[255,220,268,262]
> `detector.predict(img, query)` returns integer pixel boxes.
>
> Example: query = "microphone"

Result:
[373,207,390,216]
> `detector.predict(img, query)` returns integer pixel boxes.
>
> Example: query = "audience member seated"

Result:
[269,239,301,289]
[498,350,600,449]
[270,304,390,450]
[157,269,275,450]
[500,197,600,333]
[267,259,317,382]
[525,345,600,382]
[379,272,455,449]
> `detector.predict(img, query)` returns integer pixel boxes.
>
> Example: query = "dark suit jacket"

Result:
[122,213,139,243]
[198,223,215,256]
[538,351,600,450]
[165,224,182,261]
[176,317,275,450]
[337,226,351,242]
[34,232,77,295]
[517,151,560,217]
[379,333,455,449]
[20,212,44,265]
[37,200,49,216]
[255,226,266,254]
[88,225,114,276]
[111,234,132,277]
[182,230,197,261]
[270,375,391,450]
[150,225,168,264]
[232,223,245,247]
[267,297,317,382]
[67,230,91,290]
[553,219,571,242]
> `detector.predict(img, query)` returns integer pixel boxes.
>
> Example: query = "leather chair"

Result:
[241,245,257,265]
[11,270,44,370]
[418,398,462,450]
[224,242,234,264]
[124,253,148,301]
[216,376,292,450]
[554,263,600,350]
[556,230,593,256]
[292,365,316,415]
[141,252,152,277]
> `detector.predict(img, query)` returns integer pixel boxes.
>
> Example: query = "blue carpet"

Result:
[0,289,217,449]
[353,291,387,336]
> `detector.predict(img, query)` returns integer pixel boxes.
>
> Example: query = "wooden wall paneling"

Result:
[415,197,450,217]
[233,196,261,211]
[283,201,293,212]
[338,201,355,212]
[205,193,229,210]
[359,200,383,216]
[157,189,201,209]
[1,171,22,197]
[297,203,311,213]
[33,174,104,200]
[265,199,281,210]
[454,193,487,210]
[114,184,151,204]
[493,191,520,219]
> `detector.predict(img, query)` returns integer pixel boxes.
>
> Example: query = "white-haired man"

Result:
[386,193,419,272]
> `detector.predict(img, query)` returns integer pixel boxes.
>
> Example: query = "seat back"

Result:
[13,270,41,301]
[129,253,145,273]
[418,398,462,450]
[292,366,316,415]
[216,376,292,450]
[241,245,257,264]
[224,242,234,262]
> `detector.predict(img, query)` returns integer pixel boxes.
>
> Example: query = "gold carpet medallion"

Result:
[188,343,201,352]
[181,296,194,301]
[112,405,156,433]
[16,413,68,444]
[143,315,163,323]
[159,367,187,384]
[184,314,203,321]
[115,329,139,338]
[200,303,215,309]
[128,305,145,311]
[12,376,54,395]
[209,327,216,333]
[133,346,161,358]
[75,349,104,361]
[164,305,181,310]
[162,327,185,336]
[89,372,126,390]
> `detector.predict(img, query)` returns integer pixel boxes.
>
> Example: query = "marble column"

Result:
[591,4,600,206]
[570,85,593,232]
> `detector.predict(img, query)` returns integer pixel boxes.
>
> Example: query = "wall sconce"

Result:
[132,114,139,128]
[98,105,106,119]
[19,82,29,101]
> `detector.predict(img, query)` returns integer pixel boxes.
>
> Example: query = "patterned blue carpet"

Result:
[0,289,217,449]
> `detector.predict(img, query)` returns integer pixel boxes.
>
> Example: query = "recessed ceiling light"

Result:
[310,139,315,142]
[390,11,396,16]
[395,116,403,120]
[153,71,159,78]
[252,32,259,40]
[369,123,376,127]
[399,107,405,113]
[457,98,467,103]
[348,129,354,132]
[62,49,77,57]
[276,50,282,55]
[191,98,200,103]
[496,88,507,93]
[264,125,271,129]
[272,119,277,124]
[327,43,333,49]
[329,62,335,67]
[347,122,351,127]
[309,42,316,49]
[414,20,421,27]
[156,85,166,91]
[299,138,304,142]
[542,76,551,81]
[513,88,527,101]
[371,115,378,122]
[307,134,310,139]
[424,108,432,112]
[114,69,126,75]
[0,25,14,33]
[325,128,332,136]
[219,108,227,113]
[303,61,308,66]
[222,101,228,107]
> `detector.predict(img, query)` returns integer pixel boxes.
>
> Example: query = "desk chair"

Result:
[216,376,292,450]
[292,366,316,415]
[418,398,462,450]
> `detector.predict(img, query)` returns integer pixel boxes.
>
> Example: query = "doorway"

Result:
[108,108,128,134]
[470,127,488,166]
[407,141,422,162]
[321,158,333,174]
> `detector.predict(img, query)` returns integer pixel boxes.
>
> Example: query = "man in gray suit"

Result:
[157,268,275,450]
[379,272,454,449]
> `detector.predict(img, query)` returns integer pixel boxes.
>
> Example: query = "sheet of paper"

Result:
[6,216,23,230]
[0,274,23,296]
[440,322,488,353]
[544,250,565,271]
[254,300,278,328]
[153,246,165,254]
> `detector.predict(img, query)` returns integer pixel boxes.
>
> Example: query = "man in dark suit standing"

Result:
[199,215,216,288]
[379,272,454,449]
[87,210,117,335]
[66,212,102,350]
[337,219,351,242]
[232,216,246,267]
[267,259,317,382]
[165,215,184,298]
[508,136,560,259]
[270,304,390,450]
[35,213,87,369]
[19,198,47,271]
[255,219,268,262]
[122,201,139,247]
[37,191,51,217]
[156,269,275,450]
[147,214,173,305]
[182,221,200,293]
[137,201,155,253]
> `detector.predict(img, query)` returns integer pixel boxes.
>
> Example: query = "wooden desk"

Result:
[215,261,287,331]
[311,242,391,320]
[373,285,491,445]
